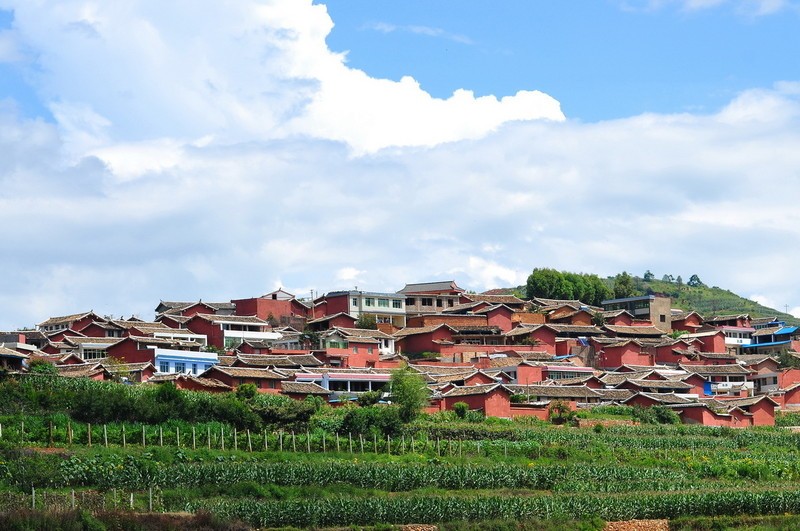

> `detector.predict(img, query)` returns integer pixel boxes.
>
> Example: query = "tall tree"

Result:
[355,313,378,330]
[526,268,564,300]
[643,270,654,281]
[390,368,430,422]
[613,271,636,299]
[687,274,703,287]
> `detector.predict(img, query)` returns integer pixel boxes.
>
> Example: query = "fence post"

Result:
[49,421,54,447]
[349,432,353,453]
[87,423,91,447]
[306,431,311,453]
[360,433,364,454]
[387,435,391,454]
[122,424,126,448]
[233,429,238,451]
[130,492,134,510]
[207,426,211,450]
[21,421,24,444]
[0,422,3,439]
[322,432,326,453]
[159,426,163,447]
[292,431,296,452]
[336,433,340,453]
[264,429,268,452]
[373,433,377,454]
[247,429,252,452]
[148,487,153,512]
[31,486,35,510]
[279,431,283,452]
[104,424,108,447]
[71,489,75,509]
[142,425,146,447]
[437,438,441,457]
[67,422,72,445]
[192,427,196,450]
[221,427,225,451]
[176,426,180,448]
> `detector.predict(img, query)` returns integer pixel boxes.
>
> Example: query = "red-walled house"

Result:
[604,325,666,340]
[441,384,512,417]
[704,314,752,329]
[503,325,557,354]
[45,328,87,343]
[505,384,603,404]
[602,310,635,327]
[200,366,286,393]
[56,363,112,381]
[394,324,457,355]
[623,392,695,409]
[155,301,236,318]
[148,373,232,393]
[79,321,126,338]
[618,378,694,394]
[231,353,323,369]
[779,382,800,408]
[157,314,192,329]
[714,395,777,426]
[185,313,272,349]
[475,305,516,333]
[37,311,104,335]
[671,311,704,333]
[281,381,332,401]
[681,330,727,353]
[778,368,800,389]
[305,313,358,332]
[669,403,748,427]
[461,293,527,310]
[101,361,156,383]
[547,309,595,326]
[105,336,202,364]
[231,289,310,329]
[0,346,28,371]
[594,339,654,370]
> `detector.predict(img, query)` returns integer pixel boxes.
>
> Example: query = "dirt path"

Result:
[605,520,669,531]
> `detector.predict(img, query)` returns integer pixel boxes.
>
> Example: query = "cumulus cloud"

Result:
[616,0,794,14]
[1,1,800,330]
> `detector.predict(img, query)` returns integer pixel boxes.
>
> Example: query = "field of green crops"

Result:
[3,413,800,529]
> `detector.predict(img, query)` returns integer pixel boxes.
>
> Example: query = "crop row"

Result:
[187,489,800,527]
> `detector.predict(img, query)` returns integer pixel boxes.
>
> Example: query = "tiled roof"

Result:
[332,327,393,339]
[593,389,635,401]
[193,313,268,325]
[393,324,453,337]
[544,324,604,335]
[465,294,525,305]
[281,381,331,395]
[600,370,653,385]
[234,354,322,367]
[624,379,693,390]
[604,325,666,336]
[148,373,231,389]
[206,366,285,379]
[505,384,601,399]
[37,312,96,327]
[64,337,123,347]
[751,327,781,337]
[399,281,463,294]
[629,392,694,405]
[442,383,505,397]
[679,363,751,375]
[0,346,29,359]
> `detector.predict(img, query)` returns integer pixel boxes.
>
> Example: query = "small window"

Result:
[421,298,433,306]
[659,315,666,323]
[405,298,416,306]
[365,298,374,307]
[352,298,358,307]
[159,362,169,373]
[175,362,186,373]
[353,346,359,353]
[448,300,454,307]
[392,300,402,309]
[192,363,198,375]
[378,299,389,308]
[436,299,443,307]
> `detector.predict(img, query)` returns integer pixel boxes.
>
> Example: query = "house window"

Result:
[368,347,374,354]
[437,299,443,307]
[421,298,433,306]
[159,361,169,373]
[83,348,105,360]
[448,300,454,307]
[660,315,666,322]
[352,298,358,307]
[378,299,389,308]
[405,298,416,306]
[353,346,359,353]
[365,298,374,307]
[392,300,402,309]
[174,362,186,373]
[192,363,198,375]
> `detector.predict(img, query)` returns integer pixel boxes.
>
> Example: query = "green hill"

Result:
[502,274,800,326]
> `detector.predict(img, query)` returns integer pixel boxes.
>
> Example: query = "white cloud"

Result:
[364,21,473,45]
[2,1,800,329]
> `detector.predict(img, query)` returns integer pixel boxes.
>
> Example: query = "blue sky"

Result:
[321,0,797,120]
[0,0,800,329]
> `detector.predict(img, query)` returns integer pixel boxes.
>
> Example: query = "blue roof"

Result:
[777,326,798,335]
[741,340,791,349]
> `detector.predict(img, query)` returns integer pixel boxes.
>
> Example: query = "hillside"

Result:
[501,275,800,326]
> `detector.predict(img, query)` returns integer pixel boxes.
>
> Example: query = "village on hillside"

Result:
[3,279,799,428]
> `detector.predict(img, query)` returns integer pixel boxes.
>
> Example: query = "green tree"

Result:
[452,401,469,419]
[389,368,430,422]
[687,274,704,287]
[526,268,564,300]
[643,270,655,281]
[28,359,58,375]
[355,313,378,330]
[676,275,684,289]
[613,271,636,299]
[236,383,258,401]
[662,274,674,283]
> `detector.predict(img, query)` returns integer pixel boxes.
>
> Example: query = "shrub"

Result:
[453,402,469,419]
